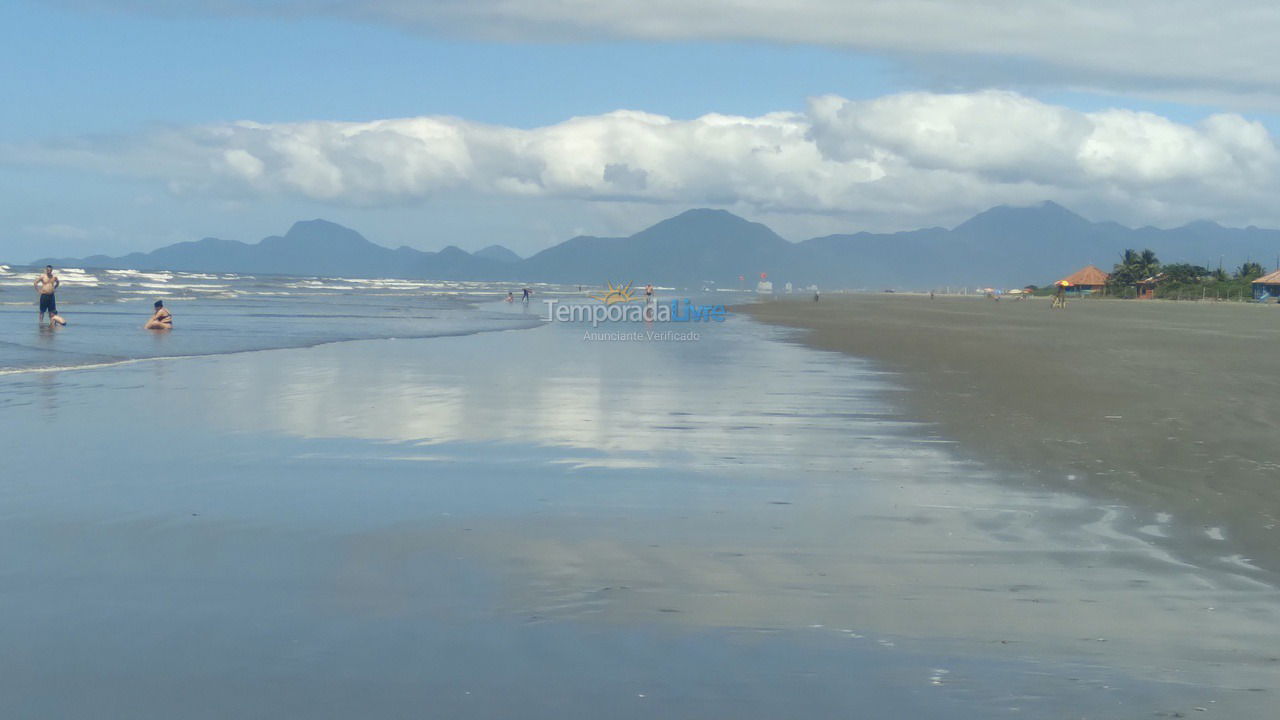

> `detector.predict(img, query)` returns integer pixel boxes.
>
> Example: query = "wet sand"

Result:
[743,294,1280,577]
[2,306,1278,717]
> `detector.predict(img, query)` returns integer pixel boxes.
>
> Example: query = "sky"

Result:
[4,0,1280,261]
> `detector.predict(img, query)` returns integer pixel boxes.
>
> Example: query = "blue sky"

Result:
[4,0,1280,261]
[1,2,904,137]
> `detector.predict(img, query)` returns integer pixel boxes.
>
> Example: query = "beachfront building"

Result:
[1252,270,1280,301]
[1057,265,1110,295]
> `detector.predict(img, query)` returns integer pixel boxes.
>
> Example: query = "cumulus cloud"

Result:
[6,90,1280,229]
[63,0,1280,107]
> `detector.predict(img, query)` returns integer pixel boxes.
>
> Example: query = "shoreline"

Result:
[741,293,1280,578]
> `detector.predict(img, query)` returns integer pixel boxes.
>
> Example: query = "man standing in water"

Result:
[33,265,65,326]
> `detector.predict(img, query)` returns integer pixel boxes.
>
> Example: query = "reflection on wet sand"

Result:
[183,319,1280,699]
[200,320,918,475]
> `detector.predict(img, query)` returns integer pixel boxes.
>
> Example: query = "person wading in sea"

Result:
[33,265,65,327]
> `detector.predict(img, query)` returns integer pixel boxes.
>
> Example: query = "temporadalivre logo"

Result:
[543,282,729,328]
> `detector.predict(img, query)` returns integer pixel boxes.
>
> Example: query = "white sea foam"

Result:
[105,270,174,281]
[55,269,100,286]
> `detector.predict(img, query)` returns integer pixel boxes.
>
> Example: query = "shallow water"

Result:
[0,267,565,372]
[0,290,1276,718]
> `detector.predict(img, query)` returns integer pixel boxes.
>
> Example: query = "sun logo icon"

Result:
[589,281,640,305]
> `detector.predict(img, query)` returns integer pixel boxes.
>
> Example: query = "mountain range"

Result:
[34,203,1280,290]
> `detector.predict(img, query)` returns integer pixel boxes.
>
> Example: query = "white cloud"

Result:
[66,0,1280,108]
[6,90,1280,230]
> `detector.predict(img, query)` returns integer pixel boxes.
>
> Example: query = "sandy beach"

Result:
[744,293,1280,577]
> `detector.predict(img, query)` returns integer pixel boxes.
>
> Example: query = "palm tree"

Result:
[1111,248,1160,285]
[1137,249,1159,278]
[1236,262,1264,280]
[1120,249,1140,272]
[1111,249,1138,285]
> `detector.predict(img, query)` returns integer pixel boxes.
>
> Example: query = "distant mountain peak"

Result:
[281,219,374,248]
[663,207,756,226]
[1036,199,1072,212]
[955,200,1090,234]
[634,207,788,244]
[674,207,737,219]
[475,244,521,263]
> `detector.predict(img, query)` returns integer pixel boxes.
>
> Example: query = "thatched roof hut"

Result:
[1252,270,1280,301]
[1058,265,1110,291]
[1252,269,1280,285]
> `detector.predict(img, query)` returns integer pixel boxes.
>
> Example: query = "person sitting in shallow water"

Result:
[144,300,172,330]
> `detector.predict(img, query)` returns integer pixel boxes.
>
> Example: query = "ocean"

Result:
[0,264,557,373]
[0,266,1275,718]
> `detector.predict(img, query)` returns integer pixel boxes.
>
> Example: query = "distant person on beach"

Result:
[506,291,514,303]
[144,300,172,330]
[33,265,65,326]
[645,284,654,304]
[814,289,820,302]
[1052,283,1067,309]
[522,288,531,304]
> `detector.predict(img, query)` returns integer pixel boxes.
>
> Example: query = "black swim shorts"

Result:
[39,294,56,314]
